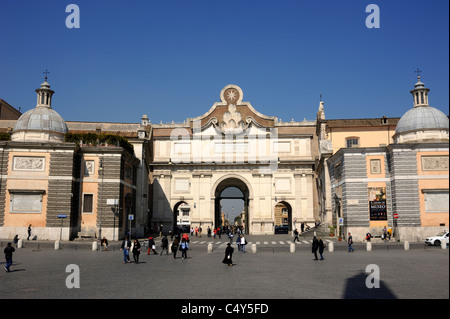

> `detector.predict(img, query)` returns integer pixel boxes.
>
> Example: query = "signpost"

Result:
[57,214,67,241]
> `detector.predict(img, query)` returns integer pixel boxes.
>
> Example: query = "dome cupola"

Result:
[11,72,68,143]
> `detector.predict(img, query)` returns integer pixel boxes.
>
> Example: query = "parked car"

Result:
[274,225,289,234]
[425,231,449,246]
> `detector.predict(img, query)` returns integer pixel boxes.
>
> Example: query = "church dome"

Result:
[11,77,68,143]
[394,75,449,144]
[395,106,449,134]
[13,107,68,134]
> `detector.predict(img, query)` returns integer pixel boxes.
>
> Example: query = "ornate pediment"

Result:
[188,85,277,135]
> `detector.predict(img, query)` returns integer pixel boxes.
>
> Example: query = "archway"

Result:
[173,201,190,233]
[274,201,292,234]
[214,177,250,235]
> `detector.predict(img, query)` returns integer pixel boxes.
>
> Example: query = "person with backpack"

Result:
[180,237,189,259]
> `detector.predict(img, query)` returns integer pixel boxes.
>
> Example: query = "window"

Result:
[346,138,359,148]
[83,194,94,213]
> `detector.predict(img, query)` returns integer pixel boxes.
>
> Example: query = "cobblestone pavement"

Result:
[0,236,448,301]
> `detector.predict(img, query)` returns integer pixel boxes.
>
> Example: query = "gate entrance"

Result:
[214,177,250,235]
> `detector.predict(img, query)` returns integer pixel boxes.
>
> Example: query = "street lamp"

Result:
[98,157,104,250]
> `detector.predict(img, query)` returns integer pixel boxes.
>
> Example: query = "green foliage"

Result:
[0,133,11,141]
[65,132,134,155]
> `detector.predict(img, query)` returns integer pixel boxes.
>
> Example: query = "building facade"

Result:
[149,85,319,235]
[0,76,448,241]
[0,78,145,240]
[326,76,449,241]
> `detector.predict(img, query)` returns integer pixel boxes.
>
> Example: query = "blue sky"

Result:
[0,0,448,125]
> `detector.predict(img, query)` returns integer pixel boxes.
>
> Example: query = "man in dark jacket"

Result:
[120,237,131,263]
[312,236,319,260]
[318,237,325,260]
[4,242,15,272]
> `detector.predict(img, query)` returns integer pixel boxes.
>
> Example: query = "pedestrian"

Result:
[318,237,325,260]
[241,235,247,253]
[365,232,372,242]
[228,231,234,244]
[293,228,299,242]
[387,228,392,240]
[180,237,189,259]
[301,222,305,233]
[13,235,19,247]
[348,232,354,252]
[236,234,241,251]
[27,224,32,240]
[207,226,212,238]
[172,237,179,259]
[199,226,202,238]
[147,237,158,255]
[222,243,234,266]
[4,242,15,272]
[132,239,142,263]
[160,235,169,255]
[101,236,109,251]
[120,236,131,263]
[312,236,319,260]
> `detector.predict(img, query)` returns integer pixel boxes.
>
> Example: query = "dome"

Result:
[13,107,68,134]
[11,78,68,143]
[395,106,449,134]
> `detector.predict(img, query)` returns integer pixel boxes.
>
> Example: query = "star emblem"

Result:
[226,89,237,101]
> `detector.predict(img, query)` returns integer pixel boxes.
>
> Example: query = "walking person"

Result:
[160,235,169,255]
[293,228,300,243]
[312,236,319,260]
[222,243,234,266]
[4,242,15,272]
[318,237,325,260]
[240,234,247,253]
[180,237,189,259]
[147,237,158,255]
[132,239,142,263]
[120,236,131,263]
[172,237,179,259]
[27,224,32,240]
[236,234,241,251]
[348,232,354,252]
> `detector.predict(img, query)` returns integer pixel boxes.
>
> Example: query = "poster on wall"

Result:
[368,187,387,220]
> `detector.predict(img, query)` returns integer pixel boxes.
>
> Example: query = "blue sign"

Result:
[57,214,67,218]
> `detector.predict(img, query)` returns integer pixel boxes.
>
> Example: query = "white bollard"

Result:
[404,241,409,251]
[290,243,295,253]
[328,242,334,252]
[18,239,23,249]
[366,242,372,252]
[207,243,213,253]
[55,240,60,250]
[441,241,447,250]
[251,243,257,254]
[92,241,98,251]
